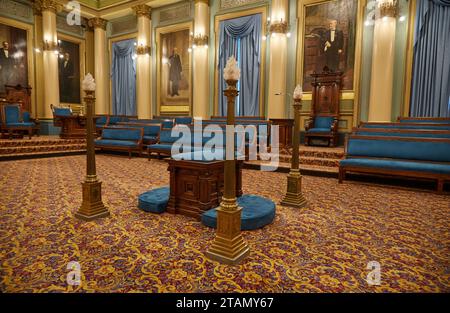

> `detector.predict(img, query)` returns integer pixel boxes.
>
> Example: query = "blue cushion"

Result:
[147,143,173,151]
[95,139,138,148]
[143,135,158,142]
[161,120,174,128]
[101,128,142,141]
[159,130,182,143]
[340,158,450,175]
[96,116,108,125]
[202,194,276,230]
[22,111,31,122]
[314,116,334,129]
[175,117,193,125]
[347,138,450,163]
[307,127,331,133]
[6,122,35,127]
[53,107,72,116]
[138,186,170,213]
[108,116,122,125]
[4,105,21,123]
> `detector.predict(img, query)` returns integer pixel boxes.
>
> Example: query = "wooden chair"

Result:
[0,104,36,139]
[304,69,343,147]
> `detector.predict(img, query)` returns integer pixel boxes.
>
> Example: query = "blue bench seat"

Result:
[95,127,143,158]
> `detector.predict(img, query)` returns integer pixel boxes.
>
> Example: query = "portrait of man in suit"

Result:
[0,41,14,83]
[168,47,182,97]
[58,40,80,104]
[322,19,344,71]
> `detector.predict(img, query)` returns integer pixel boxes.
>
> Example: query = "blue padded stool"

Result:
[201,194,276,230]
[138,186,170,213]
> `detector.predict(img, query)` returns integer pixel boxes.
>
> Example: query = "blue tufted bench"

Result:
[114,122,162,145]
[95,127,144,158]
[353,128,450,139]
[201,194,276,230]
[359,121,450,130]
[138,186,170,213]
[397,117,450,124]
[339,135,450,192]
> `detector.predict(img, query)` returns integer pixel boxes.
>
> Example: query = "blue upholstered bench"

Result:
[95,127,144,158]
[398,117,450,124]
[138,186,170,213]
[339,135,450,192]
[201,194,276,230]
[114,122,162,145]
[359,122,450,130]
[354,128,450,139]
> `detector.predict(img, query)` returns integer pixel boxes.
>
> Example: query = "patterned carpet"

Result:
[0,155,449,292]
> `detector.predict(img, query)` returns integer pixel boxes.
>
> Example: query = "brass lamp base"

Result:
[75,180,109,221]
[205,198,250,265]
[280,169,307,208]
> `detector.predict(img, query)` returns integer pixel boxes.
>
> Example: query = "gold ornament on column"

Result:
[88,17,107,30]
[280,85,307,208]
[206,57,249,265]
[133,4,152,19]
[75,73,109,221]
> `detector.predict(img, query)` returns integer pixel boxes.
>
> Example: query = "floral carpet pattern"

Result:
[0,155,449,292]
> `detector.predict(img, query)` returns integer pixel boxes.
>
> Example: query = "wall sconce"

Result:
[189,32,209,52]
[42,39,59,52]
[377,0,398,18]
[263,17,291,40]
[136,43,151,56]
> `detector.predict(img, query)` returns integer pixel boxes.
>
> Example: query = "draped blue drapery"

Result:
[218,14,261,116]
[410,0,450,117]
[111,38,136,116]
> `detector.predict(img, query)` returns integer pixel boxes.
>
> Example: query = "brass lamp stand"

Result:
[75,90,109,221]
[205,79,250,265]
[280,98,307,208]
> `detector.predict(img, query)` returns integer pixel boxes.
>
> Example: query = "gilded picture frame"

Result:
[156,22,193,116]
[296,0,364,127]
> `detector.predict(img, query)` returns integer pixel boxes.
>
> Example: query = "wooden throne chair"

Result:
[305,68,343,147]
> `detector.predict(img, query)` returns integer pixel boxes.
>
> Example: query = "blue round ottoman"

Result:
[138,186,170,213]
[201,194,276,230]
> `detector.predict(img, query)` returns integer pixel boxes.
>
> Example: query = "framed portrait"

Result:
[0,23,28,94]
[156,22,192,115]
[300,0,358,92]
[58,37,83,104]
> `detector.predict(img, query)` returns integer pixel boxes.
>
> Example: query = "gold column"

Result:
[133,4,152,119]
[193,0,210,119]
[88,18,109,115]
[41,0,59,118]
[267,0,288,119]
[33,5,45,119]
[281,97,307,208]
[368,1,397,122]
[206,79,249,265]
[75,85,109,221]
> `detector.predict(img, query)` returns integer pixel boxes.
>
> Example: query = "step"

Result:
[0,144,86,155]
[244,160,339,176]
[0,149,86,160]
[278,155,341,168]
[0,138,85,147]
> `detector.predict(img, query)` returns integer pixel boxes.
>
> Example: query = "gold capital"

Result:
[133,4,152,19]
[88,17,108,30]
[195,0,210,5]
[34,0,58,14]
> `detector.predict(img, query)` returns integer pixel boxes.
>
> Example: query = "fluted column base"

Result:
[280,169,307,208]
[205,198,250,265]
[75,180,109,221]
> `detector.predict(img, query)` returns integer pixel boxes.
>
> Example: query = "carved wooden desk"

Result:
[166,158,243,220]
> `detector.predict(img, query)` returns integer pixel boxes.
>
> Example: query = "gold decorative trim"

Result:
[133,4,151,19]
[37,0,58,13]
[88,17,107,30]
[42,40,58,51]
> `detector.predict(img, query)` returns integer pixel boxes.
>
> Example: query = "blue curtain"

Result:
[410,0,450,117]
[111,38,136,116]
[218,14,262,116]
